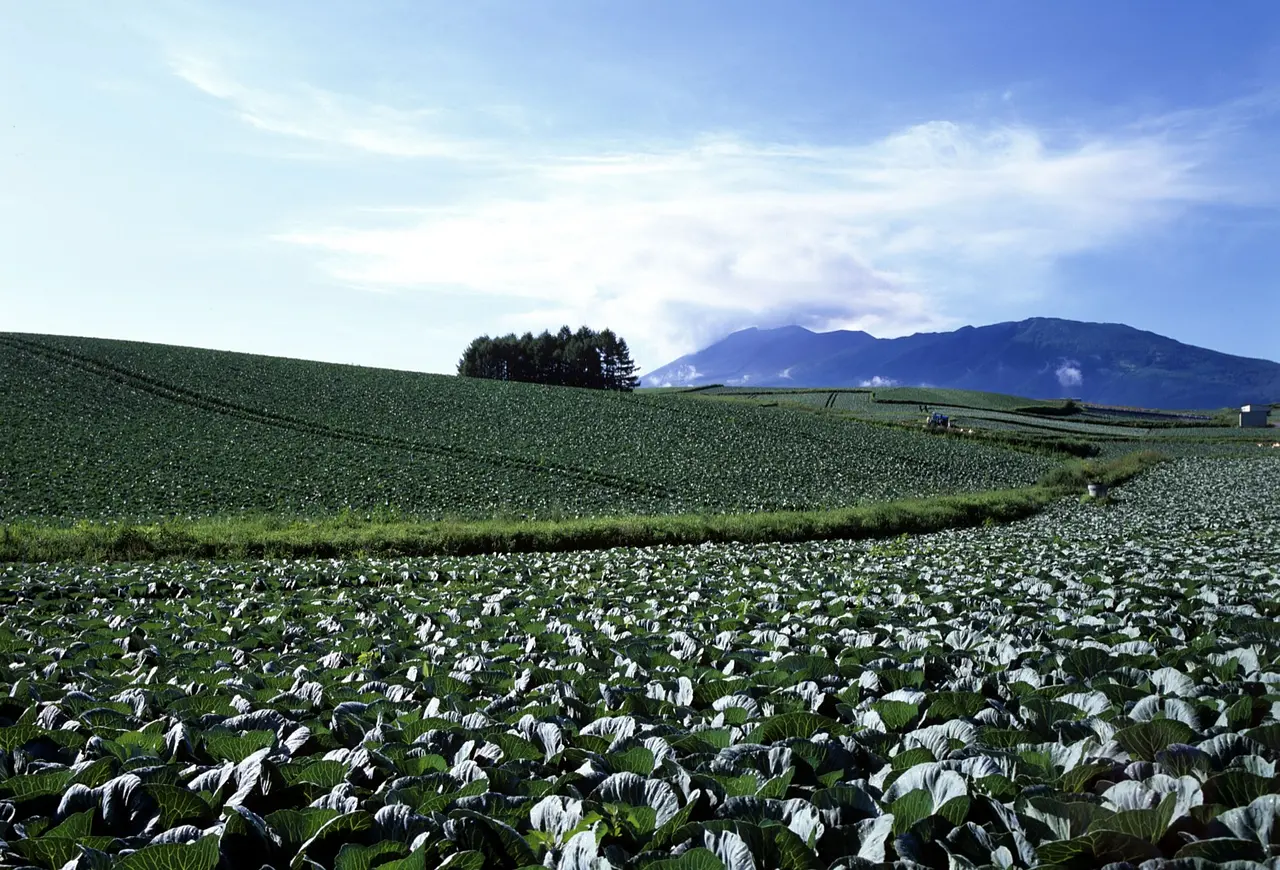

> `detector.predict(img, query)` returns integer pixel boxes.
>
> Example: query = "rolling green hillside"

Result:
[695,385,1075,413]
[692,383,1271,442]
[0,334,1057,523]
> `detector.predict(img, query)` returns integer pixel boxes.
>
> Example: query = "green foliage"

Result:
[114,837,220,870]
[1038,450,1165,492]
[0,484,1079,562]
[0,333,1055,524]
[696,383,1269,456]
[2,448,1161,562]
[0,393,1277,870]
[872,385,1076,412]
[458,325,640,391]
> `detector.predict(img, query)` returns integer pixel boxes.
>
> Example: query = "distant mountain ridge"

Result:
[644,318,1280,409]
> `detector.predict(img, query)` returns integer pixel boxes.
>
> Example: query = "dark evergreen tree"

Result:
[609,335,640,391]
[457,326,641,391]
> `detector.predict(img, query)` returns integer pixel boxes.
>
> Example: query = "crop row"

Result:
[0,336,670,501]
[1,335,1053,522]
[692,387,1266,451]
[0,455,1277,868]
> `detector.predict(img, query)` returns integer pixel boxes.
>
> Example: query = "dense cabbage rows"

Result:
[691,386,1263,449]
[696,388,1061,414]
[858,389,1069,413]
[1,456,1278,868]
[691,391,877,413]
[0,334,1052,522]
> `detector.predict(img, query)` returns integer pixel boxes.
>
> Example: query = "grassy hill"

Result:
[0,333,1056,523]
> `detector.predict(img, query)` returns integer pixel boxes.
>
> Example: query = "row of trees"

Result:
[457,326,641,391]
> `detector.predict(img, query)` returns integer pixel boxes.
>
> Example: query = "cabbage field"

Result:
[0,334,1053,522]
[1,456,1278,869]
[691,386,1262,446]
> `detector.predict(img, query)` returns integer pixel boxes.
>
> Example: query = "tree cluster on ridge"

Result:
[457,326,640,391]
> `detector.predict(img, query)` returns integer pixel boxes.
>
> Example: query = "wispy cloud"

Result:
[168,53,484,159]
[275,122,1234,365]
[165,51,1259,368]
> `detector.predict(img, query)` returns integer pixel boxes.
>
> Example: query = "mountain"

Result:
[644,318,1280,409]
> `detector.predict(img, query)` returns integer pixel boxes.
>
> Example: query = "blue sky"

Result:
[3,1,1280,374]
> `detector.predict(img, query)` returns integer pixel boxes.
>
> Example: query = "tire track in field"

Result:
[0,336,676,500]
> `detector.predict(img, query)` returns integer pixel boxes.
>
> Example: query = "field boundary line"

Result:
[0,452,1165,563]
[0,335,674,500]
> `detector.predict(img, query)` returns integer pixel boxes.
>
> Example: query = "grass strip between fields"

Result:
[0,452,1164,563]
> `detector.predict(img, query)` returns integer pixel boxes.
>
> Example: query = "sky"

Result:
[3,1,1280,375]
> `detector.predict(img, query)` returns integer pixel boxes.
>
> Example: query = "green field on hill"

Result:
[1,452,1277,869]
[686,382,1272,444]
[3,334,1278,869]
[693,385,1075,413]
[0,334,1056,524]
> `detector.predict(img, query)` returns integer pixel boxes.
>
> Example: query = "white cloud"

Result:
[165,53,1245,370]
[167,53,483,159]
[1056,361,1084,388]
[275,122,1226,366]
[860,376,900,388]
[647,364,703,388]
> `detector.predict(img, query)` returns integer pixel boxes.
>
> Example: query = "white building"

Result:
[1240,404,1271,428]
